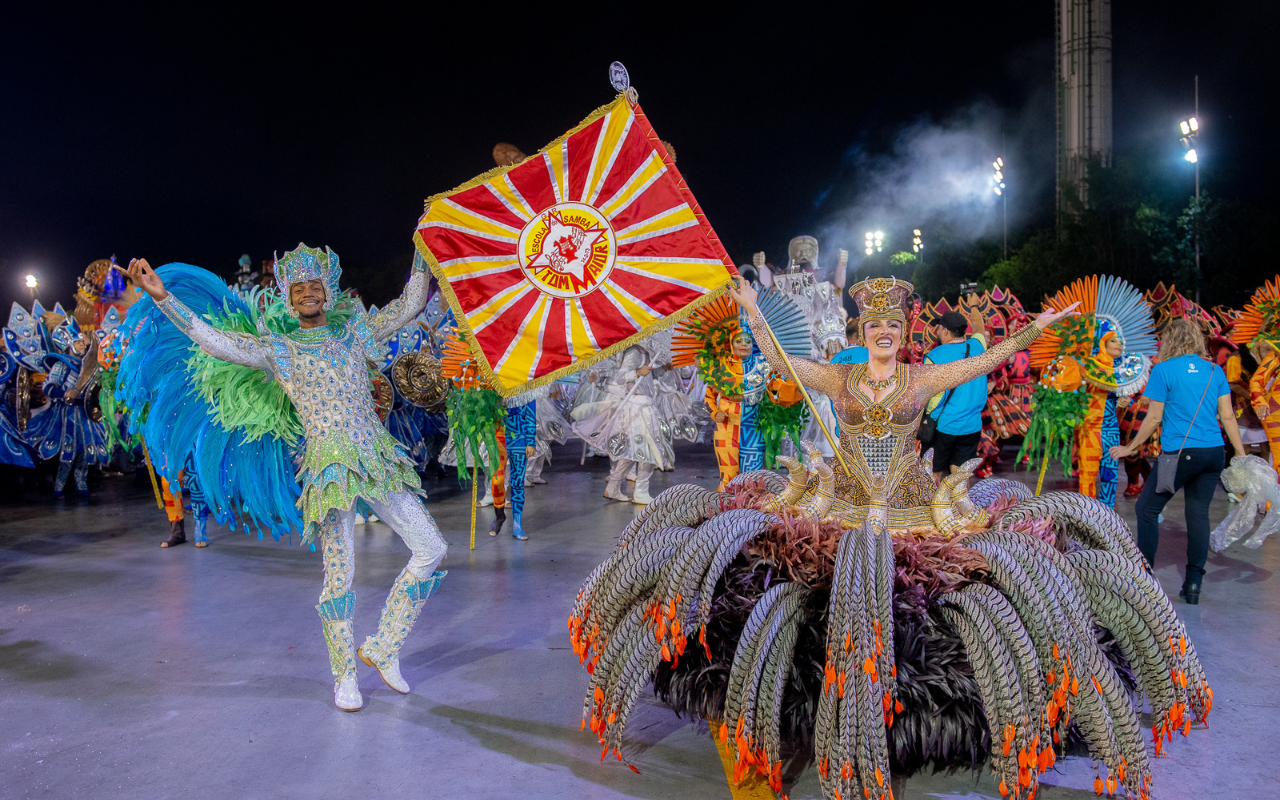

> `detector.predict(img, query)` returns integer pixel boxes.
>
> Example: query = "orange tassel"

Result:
[1094,777,1104,795]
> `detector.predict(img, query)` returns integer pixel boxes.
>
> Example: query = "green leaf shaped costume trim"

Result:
[755,390,810,469]
[446,387,507,481]
[1016,383,1091,476]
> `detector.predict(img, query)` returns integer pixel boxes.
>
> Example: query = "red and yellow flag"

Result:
[413,93,738,396]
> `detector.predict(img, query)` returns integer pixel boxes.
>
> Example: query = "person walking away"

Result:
[1110,319,1245,605]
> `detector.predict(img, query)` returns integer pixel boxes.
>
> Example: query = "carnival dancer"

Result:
[760,238,848,457]
[525,385,571,486]
[1076,331,1131,506]
[571,344,670,504]
[27,317,108,497]
[0,350,36,470]
[126,247,447,712]
[671,290,808,489]
[500,394,536,539]
[571,277,1212,800]
[1025,276,1157,500]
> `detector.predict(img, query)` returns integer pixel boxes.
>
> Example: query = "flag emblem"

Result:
[414,94,737,396]
[518,203,616,298]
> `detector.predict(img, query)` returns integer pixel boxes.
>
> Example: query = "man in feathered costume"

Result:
[126,246,447,712]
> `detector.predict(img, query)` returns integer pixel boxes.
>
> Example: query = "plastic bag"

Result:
[1211,455,1280,552]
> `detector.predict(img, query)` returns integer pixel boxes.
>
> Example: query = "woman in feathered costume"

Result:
[671,291,809,490]
[1023,277,1157,503]
[569,276,1211,800]
[124,246,447,712]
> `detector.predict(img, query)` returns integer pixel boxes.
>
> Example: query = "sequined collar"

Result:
[288,321,345,342]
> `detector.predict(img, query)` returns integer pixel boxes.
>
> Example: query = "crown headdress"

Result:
[849,277,913,324]
[274,243,342,318]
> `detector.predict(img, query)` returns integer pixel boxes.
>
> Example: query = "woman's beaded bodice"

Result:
[747,310,1040,522]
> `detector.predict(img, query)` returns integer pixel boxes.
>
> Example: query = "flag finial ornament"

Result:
[608,61,630,93]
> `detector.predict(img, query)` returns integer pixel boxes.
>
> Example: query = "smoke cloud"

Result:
[814,90,1054,262]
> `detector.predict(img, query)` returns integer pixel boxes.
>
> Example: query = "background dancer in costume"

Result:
[525,385,571,486]
[571,345,670,505]
[27,318,108,497]
[501,394,535,539]
[760,238,848,457]
[126,247,447,712]
[0,351,37,471]
[671,291,808,489]
[1077,330,1131,507]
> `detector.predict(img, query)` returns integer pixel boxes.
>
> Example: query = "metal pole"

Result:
[1003,192,1009,260]
[1194,74,1201,305]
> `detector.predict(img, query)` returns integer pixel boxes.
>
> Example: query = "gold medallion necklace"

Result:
[864,371,898,391]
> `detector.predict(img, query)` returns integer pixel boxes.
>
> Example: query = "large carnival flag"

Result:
[413,93,738,396]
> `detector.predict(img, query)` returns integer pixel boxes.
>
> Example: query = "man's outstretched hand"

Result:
[126,258,168,301]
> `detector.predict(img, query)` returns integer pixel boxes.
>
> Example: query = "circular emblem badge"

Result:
[517,202,617,299]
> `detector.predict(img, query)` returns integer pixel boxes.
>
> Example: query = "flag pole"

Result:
[754,313,851,478]
[140,437,164,511]
[470,463,478,550]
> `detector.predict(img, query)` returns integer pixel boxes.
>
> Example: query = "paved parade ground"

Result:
[2,442,1277,800]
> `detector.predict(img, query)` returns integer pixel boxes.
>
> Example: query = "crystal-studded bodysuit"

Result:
[748,312,1040,527]
[157,280,429,542]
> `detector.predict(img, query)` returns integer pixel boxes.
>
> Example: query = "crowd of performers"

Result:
[8,240,1280,799]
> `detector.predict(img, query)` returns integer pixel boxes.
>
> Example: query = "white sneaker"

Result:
[334,675,363,711]
[604,483,630,502]
[632,487,653,505]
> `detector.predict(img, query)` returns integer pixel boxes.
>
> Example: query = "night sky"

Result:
[2,3,1276,313]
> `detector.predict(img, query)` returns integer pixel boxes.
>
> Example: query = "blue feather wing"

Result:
[117,264,304,541]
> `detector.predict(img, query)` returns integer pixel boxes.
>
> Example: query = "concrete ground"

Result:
[1,442,1277,800]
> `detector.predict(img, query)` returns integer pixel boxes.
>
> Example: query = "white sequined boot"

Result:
[317,592,362,711]
[358,569,447,693]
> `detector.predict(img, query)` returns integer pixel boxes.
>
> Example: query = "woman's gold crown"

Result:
[849,277,914,322]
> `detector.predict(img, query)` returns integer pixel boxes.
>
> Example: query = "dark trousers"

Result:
[1135,446,1224,583]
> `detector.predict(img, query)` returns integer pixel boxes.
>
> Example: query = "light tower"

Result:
[1179,76,1201,303]
[992,158,1007,259]
[864,231,884,256]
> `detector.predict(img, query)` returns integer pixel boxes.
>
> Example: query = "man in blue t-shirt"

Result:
[923,309,987,478]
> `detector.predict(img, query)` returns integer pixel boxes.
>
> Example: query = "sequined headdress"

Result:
[274,243,342,318]
[848,277,914,325]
